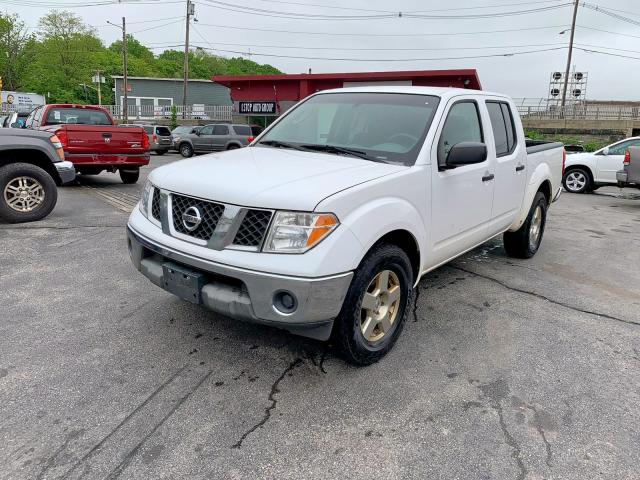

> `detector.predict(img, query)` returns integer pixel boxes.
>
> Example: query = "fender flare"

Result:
[508,163,551,232]
[341,197,426,285]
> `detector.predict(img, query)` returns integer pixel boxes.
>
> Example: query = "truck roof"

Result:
[316,86,510,100]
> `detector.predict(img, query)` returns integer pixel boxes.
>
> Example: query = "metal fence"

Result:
[512,98,640,120]
[101,105,234,122]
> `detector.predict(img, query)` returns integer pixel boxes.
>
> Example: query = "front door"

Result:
[192,125,214,152]
[596,138,640,183]
[430,99,495,265]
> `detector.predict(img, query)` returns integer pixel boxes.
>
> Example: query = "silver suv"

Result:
[121,124,172,155]
[176,124,253,158]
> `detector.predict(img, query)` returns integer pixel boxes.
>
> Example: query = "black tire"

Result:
[226,144,240,150]
[0,162,57,223]
[156,150,167,156]
[119,168,140,184]
[180,143,193,158]
[503,191,548,259]
[562,167,592,193]
[333,243,413,366]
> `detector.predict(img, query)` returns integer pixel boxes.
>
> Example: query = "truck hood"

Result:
[151,146,405,211]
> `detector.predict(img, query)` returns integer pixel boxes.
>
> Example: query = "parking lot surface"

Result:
[1,152,639,479]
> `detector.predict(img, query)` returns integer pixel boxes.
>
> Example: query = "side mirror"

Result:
[602,147,609,156]
[446,142,487,167]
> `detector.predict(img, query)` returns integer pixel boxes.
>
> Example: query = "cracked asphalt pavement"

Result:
[1,153,639,479]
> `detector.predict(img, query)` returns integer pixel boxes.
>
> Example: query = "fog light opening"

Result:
[273,290,298,315]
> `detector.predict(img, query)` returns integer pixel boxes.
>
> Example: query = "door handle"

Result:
[102,133,112,138]
[516,165,525,171]
[482,174,495,182]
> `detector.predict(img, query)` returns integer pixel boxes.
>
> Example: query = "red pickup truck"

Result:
[26,104,150,184]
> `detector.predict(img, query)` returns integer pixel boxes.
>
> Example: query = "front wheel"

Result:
[333,243,413,366]
[563,168,591,193]
[119,168,140,184]
[503,191,548,259]
[155,150,167,156]
[0,163,58,223]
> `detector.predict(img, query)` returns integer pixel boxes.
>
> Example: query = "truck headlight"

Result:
[139,180,153,218]
[263,212,339,253]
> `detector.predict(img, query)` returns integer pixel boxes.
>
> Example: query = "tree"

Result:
[0,14,36,90]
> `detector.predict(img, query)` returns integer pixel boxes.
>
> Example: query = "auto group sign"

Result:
[238,101,278,115]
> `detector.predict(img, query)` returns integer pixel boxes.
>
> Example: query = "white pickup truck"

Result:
[127,87,564,365]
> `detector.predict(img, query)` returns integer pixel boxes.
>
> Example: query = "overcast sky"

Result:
[3,0,639,100]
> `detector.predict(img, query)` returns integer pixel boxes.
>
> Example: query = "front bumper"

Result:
[126,225,353,340]
[54,161,76,184]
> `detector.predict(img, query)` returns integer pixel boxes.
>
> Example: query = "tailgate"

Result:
[62,125,147,155]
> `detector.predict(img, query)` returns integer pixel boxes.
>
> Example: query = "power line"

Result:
[129,18,183,33]
[196,0,571,21]
[582,2,640,27]
[194,22,569,37]
[576,25,640,40]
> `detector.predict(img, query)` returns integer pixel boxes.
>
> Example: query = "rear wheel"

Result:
[562,168,591,193]
[333,243,413,366]
[180,143,193,158]
[226,144,240,150]
[0,163,57,223]
[119,168,140,184]
[503,191,548,259]
[156,150,167,156]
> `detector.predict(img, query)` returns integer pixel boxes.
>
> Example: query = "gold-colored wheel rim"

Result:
[360,269,401,343]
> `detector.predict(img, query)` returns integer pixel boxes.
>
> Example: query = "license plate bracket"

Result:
[162,262,206,304]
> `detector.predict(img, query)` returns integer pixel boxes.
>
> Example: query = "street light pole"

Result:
[561,0,579,110]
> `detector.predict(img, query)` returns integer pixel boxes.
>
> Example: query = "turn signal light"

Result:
[624,150,631,165]
[50,134,65,161]
[247,136,255,143]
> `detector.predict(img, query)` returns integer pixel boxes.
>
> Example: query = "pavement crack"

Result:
[525,405,553,467]
[105,369,214,479]
[412,282,422,322]
[319,346,328,374]
[451,265,639,327]
[231,358,303,449]
[36,429,85,480]
[494,401,528,480]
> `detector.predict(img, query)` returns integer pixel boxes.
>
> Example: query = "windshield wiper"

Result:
[300,144,384,162]
[257,140,309,151]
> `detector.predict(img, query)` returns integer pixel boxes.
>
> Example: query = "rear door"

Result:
[596,138,640,183]
[211,124,230,150]
[485,100,527,234]
[192,125,214,152]
[430,97,495,264]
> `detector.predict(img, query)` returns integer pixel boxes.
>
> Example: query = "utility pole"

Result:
[93,70,103,105]
[561,0,579,110]
[122,17,129,123]
[183,0,194,119]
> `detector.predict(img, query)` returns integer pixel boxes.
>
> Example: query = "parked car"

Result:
[250,124,264,136]
[26,104,150,184]
[128,87,564,365]
[564,144,585,154]
[616,146,640,189]
[175,123,253,158]
[0,128,75,223]
[170,125,201,151]
[121,124,172,155]
[563,136,640,193]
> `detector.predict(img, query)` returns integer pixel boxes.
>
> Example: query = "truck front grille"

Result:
[171,194,224,240]
[151,188,161,221]
[233,209,272,247]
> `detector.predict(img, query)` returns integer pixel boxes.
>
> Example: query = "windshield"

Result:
[45,108,111,126]
[257,92,440,166]
[172,126,192,134]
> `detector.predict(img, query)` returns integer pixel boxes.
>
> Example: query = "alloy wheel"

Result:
[360,269,401,343]
[4,176,45,212]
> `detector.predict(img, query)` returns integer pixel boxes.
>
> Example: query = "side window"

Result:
[213,125,229,135]
[500,103,516,152]
[486,102,509,156]
[25,108,38,128]
[199,126,214,135]
[486,101,518,157]
[438,101,483,165]
[608,140,640,156]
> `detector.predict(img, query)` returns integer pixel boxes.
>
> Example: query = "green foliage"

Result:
[1,10,281,105]
[525,129,608,152]
[170,105,178,130]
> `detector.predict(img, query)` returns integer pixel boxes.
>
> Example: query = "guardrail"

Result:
[101,105,234,122]
[517,104,640,120]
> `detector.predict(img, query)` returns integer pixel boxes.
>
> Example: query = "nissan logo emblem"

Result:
[181,206,202,232]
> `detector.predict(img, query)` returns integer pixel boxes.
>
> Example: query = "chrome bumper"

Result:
[126,225,353,340]
[54,161,76,184]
